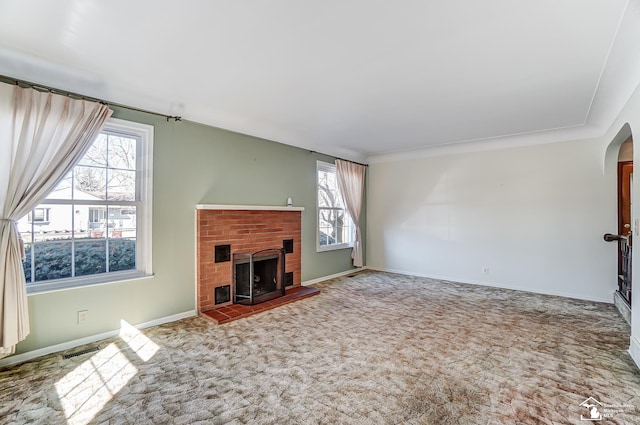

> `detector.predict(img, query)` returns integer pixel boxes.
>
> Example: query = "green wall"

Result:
[16,107,365,355]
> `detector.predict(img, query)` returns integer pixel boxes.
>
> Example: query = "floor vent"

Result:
[62,346,100,359]
[347,274,358,278]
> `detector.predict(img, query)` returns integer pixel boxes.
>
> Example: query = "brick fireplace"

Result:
[196,205,304,314]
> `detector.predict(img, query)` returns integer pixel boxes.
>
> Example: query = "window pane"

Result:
[319,208,336,228]
[107,205,136,238]
[318,169,344,208]
[30,204,72,242]
[80,204,106,239]
[75,239,106,276]
[23,244,32,283]
[319,229,335,246]
[34,241,72,281]
[318,190,333,208]
[108,135,136,170]
[46,171,73,200]
[108,204,137,271]
[335,211,346,244]
[318,171,334,208]
[19,225,32,244]
[75,166,107,199]
[79,133,108,167]
[107,169,136,201]
[109,238,136,272]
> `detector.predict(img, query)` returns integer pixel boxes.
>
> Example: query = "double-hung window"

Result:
[317,161,354,251]
[18,118,153,293]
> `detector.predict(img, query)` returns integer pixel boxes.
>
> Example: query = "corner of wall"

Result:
[629,336,640,371]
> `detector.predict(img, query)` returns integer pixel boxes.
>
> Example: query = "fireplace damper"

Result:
[233,248,285,305]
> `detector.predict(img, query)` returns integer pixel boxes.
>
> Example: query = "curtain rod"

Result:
[0,75,182,122]
[310,151,368,167]
[1,75,368,162]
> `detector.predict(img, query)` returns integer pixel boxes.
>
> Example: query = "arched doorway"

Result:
[605,123,634,324]
[617,136,633,306]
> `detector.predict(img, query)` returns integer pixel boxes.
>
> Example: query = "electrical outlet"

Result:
[77,310,88,324]
[482,267,490,275]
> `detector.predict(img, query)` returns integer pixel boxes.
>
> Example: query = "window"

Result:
[317,161,354,251]
[18,118,153,293]
[28,208,50,224]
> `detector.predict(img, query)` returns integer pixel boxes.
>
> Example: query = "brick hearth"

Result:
[201,286,319,324]
[196,205,307,321]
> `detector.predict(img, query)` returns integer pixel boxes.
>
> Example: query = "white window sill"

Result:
[26,271,154,295]
[317,243,354,253]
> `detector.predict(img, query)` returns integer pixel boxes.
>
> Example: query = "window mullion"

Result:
[105,231,110,274]
[71,203,75,278]
[30,208,34,283]
[105,136,110,202]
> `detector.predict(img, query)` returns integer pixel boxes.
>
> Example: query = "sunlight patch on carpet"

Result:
[119,319,160,362]
[54,343,138,425]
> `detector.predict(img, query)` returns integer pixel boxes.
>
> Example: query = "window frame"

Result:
[316,160,355,252]
[24,117,154,295]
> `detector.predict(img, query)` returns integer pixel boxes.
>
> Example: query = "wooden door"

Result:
[618,160,633,305]
[618,161,633,240]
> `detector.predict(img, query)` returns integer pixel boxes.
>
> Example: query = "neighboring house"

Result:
[17,187,135,239]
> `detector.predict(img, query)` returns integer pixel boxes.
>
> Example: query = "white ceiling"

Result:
[0,0,639,162]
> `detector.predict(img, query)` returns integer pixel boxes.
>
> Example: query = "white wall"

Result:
[365,0,640,369]
[367,137,617,303]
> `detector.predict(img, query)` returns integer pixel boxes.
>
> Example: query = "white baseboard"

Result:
[367,266,613,304]
[629,337,640,370]
[0,310,197,369]
[302,267,366,286]
[613,291,631,325]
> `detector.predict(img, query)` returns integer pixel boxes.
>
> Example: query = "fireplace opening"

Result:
[233,248,285,305]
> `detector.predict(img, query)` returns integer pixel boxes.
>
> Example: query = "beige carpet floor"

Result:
[1,271,640,424]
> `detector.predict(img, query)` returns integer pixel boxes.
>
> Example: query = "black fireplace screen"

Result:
[233,248,285,305]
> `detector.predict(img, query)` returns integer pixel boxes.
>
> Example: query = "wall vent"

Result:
[285,271,294,287]
[283,239,294,254]
[215,244,231,263]
[62,346,100,359]
[215,285,231,304]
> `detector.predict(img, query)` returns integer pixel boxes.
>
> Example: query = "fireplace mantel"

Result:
[196,204,305,212]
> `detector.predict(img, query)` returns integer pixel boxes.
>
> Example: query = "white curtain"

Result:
[336,159,366,267]
[0,84,112,358]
